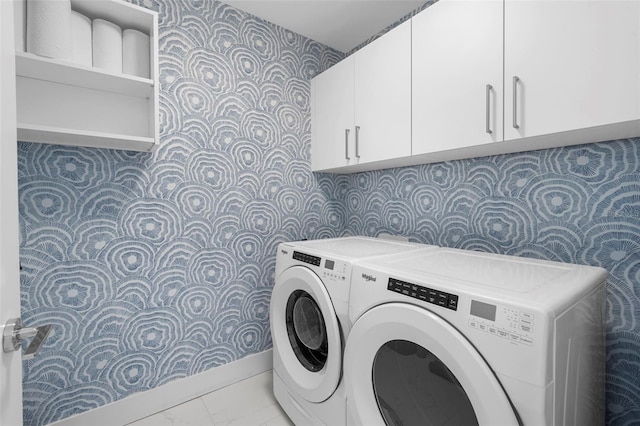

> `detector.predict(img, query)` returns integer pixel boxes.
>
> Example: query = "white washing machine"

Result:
[270,237,435,425]
[345,247,607,426]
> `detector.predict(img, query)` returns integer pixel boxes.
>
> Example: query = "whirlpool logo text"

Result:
[362,273,377,283]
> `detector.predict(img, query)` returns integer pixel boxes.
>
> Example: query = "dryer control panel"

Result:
[469,299,535,346]
[387,277,459,311]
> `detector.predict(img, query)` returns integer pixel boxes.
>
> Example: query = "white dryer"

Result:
[270,237,435,425]
[345,247,607,426]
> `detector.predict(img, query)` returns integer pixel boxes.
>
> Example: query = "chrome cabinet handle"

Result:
[355,125,361,158]
[344,128,350,160]
[513,76,520,129]
[3,317,53,360]
[485,84,492,134]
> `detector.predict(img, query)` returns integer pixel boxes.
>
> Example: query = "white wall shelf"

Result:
[16,52,153,97]
[15,0,159,152]
[17,123,156,152]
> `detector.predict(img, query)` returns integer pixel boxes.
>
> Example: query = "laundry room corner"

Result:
[15,0,347,424]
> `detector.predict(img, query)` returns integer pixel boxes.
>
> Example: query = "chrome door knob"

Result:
[3,318,53,360]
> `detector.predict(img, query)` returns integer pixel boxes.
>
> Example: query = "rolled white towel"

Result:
[92,18,122,73]
[71,11,92,67]
[123,29,150,78]
[26,0,73,61]
[14,0,26,52]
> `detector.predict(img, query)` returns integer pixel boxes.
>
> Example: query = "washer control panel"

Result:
[293,251,348,282]
[293,251,321,266]
[469,299,535,346]
[321,258,348,282]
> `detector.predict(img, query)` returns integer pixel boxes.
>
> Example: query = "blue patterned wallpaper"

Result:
[17,0,343,424]
[339,139,640,425]
[15,0,640,425]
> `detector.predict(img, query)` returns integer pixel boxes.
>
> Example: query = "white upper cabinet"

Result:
[311,56,355,171]
[412,0,503,157]
[311,0,640,173]
[414,0,640,162]
[311,19,411,172]
[15,0,159,152]
[354,19,411,166]
[504,0,640,142]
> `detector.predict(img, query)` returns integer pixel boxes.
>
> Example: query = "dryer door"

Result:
[271,266,342,403]
[345,303,519,426]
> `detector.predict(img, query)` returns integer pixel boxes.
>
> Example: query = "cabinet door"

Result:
[412,0,503,156]
[311,57,355,171]
[504,0,640,141]
[354,19,411,164]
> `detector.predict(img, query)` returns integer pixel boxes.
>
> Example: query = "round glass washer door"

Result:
[270,265,342,403]
[286,289,329,372]
[344,303,519,426]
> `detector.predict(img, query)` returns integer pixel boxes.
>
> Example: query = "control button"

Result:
[469,320,478,329]
[488,326,497,335]
[519,324,532,333]
[520,318,533,326]
[497,329,509,339]
[448,295,458,310]
[520,336,533,346]
[509,333,520,342]
[520,312,534,320]
[478,323,487,332]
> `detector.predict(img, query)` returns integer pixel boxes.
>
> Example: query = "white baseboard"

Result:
[51,349,273,426]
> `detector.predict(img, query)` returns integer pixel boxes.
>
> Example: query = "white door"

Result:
[412,0,503,156]
[354,19,411,165]
[311,56,355,171]
[504,0,640,140]
[344,303,519,426]
[0,1,24,425]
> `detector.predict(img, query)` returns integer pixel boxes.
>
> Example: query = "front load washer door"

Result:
[345,303,519,426]
[271,265,342,403]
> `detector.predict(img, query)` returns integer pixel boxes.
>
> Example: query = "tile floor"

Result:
[128,371,294,426]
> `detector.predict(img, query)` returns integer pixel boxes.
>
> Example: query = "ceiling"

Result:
[221,1,426,53]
